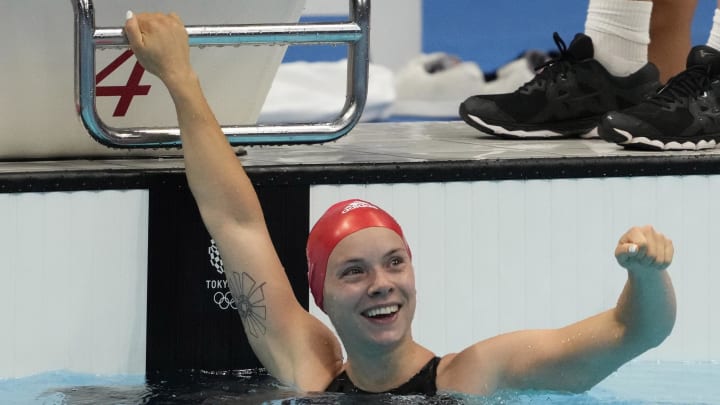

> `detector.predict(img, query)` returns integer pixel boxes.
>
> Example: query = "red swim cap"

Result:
[306,199,411,311]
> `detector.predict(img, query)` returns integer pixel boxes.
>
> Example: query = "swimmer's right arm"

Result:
[124,12,343,390]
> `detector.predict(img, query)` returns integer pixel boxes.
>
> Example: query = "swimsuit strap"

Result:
[325,356,441,396]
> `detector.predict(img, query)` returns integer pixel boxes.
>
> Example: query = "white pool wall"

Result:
[309,176,720,363]
[1,176,719,380]
[0,190,149,379]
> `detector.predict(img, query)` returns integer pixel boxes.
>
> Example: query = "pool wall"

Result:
[309,178,720,363]
[0,190,149,379]
[1,174,718,379]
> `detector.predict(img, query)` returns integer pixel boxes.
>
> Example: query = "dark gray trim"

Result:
[3,153,720,194]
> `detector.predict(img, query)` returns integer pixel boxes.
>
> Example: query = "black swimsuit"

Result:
[325,356,441,396]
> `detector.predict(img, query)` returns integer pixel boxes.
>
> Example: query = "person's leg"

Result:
[584,0,653,77]
[647,0,697,83]
[458,0,662,139]
[707,0,720,50]
[598,0,720,151]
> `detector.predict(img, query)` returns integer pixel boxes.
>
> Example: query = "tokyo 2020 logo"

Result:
[207,239,236,310]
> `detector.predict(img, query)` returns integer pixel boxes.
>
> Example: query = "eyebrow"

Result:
[338,248,406,266]
[383,248,405,259]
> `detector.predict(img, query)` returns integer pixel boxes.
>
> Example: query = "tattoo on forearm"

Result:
[227,271,267,338]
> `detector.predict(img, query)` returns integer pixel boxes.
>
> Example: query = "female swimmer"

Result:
[124,11,676,396]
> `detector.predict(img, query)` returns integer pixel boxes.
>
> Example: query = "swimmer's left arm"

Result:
[505,225,676,392]
[609,225,676,352]
[440,225,676,394]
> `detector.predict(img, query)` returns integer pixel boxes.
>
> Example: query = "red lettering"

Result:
[96,50,151,117]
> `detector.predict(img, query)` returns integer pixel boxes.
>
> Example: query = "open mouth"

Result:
[362,304,400,319]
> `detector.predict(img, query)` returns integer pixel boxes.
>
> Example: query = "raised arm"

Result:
[124,12,342,390]
[441,225,676,395]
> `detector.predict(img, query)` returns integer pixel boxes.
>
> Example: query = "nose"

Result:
[367,268,394,298]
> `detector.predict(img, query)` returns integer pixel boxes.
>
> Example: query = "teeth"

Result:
[365,305,399,317]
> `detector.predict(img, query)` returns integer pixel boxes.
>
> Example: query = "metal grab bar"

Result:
[72,0,370,148]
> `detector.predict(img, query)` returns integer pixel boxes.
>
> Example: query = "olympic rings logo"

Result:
[208,239,235,310]
[213,291,237,310]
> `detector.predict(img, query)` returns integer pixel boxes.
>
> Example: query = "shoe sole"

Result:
[598,120,720,151]
[459,103,597,139]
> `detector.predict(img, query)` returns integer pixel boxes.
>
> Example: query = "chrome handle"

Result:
[72,0,370,148]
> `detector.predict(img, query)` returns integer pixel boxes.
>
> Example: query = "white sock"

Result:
[707,9,720,51]
[584,0,652,77]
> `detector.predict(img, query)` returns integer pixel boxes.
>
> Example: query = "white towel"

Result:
[259,59,395,124]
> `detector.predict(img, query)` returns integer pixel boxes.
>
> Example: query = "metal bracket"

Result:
[72,0,370,148]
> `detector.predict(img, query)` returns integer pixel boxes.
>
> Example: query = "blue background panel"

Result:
[422,0,717,71]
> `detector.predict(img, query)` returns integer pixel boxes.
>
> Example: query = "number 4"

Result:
[96,50,151,117]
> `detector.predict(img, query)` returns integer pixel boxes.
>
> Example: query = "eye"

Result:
[388,256,405,268]
[341,266,365,278]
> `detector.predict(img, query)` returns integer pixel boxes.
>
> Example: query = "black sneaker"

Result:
[458,32,660,139]
[598,46,720,150]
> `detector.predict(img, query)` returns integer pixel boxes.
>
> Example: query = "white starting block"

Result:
[0,1,369,159]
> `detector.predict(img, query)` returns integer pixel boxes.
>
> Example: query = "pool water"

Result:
[1,361,718,404]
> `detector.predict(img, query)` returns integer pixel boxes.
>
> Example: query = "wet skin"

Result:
[323,227,417,354]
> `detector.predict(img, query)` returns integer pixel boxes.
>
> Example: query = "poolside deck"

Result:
[2,120,720,191]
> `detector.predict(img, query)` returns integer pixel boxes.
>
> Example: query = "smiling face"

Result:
[307,199,411,311]
[323,227,417,353]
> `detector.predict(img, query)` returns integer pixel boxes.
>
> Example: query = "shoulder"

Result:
[435,331,535,395]
[435,329,575,395]
[435,348,502,395]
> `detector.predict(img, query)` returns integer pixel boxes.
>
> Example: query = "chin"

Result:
[366,327,412,348]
